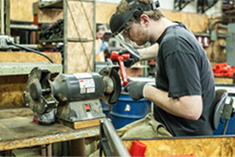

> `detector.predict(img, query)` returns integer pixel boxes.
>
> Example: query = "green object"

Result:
[226,23,235,66]
[210,29,218,41]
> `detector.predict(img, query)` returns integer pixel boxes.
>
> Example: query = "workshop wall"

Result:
[96,2,226,63]
[96,2,209,32]
[9,1,226,64]
[96,0,223,16]
[38,9,63,23]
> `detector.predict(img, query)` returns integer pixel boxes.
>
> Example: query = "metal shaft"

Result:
[1,0,4,35]
[101,119,131,157]
[115,34,140,59]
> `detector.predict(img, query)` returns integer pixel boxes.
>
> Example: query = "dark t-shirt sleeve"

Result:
[164,51,201,97]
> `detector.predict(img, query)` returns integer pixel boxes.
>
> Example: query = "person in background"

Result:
[109,0,215,137]
[95,23,106,62]
[98,31,113,60]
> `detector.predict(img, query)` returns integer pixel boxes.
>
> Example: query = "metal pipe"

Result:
[115,34,140,59]
[1,0,4,35]
[101,119,131,157]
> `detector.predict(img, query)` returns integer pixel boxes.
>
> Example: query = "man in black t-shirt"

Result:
[109,0,215,137]
[153,22,215,136]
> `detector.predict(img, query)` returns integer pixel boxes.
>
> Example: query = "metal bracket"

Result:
[0,35,14,49]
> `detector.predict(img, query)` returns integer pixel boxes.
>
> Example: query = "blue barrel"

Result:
[213,115,235,135]
[213,91,235,135]
[213,86,235,135]
[110,91,152,129]
[100,101,110,118]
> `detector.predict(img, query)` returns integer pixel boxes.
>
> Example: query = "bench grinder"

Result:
[23,65,121,126]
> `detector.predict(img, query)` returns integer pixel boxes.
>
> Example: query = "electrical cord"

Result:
[6,39,54,63]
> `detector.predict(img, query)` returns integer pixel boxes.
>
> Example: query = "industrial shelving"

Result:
[37,0,96,73]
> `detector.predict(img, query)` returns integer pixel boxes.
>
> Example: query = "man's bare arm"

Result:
[144,85,203,120]
[138,43,159,61]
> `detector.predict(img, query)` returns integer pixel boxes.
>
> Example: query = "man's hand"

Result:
[124,81,148,101]
[119,49,140,68]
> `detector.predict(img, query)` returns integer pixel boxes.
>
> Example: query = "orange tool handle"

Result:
[118,56,129,87]
[110,51,130,87]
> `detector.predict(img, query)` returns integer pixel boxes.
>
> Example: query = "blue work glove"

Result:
[124,81,148,101]
[119,49,140,68]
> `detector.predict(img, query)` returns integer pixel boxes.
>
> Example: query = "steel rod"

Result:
[1,0,4,35]
[101,119,131,157]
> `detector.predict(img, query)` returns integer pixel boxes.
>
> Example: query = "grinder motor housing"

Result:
[23,65,121,123]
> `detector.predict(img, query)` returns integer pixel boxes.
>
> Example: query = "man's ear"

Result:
[140,14,150,27]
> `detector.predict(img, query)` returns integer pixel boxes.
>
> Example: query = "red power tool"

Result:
[110,51,130,87]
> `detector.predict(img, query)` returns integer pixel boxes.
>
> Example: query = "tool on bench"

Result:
[23,65,121,128]
[110,51,130,87]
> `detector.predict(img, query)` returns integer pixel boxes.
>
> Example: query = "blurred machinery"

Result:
[225,23,235,66]
[174,0,219,13]
[39,19,64,41]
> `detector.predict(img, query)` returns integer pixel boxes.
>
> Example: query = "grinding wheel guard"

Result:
[99,65,122,105]
[23,67,58,115]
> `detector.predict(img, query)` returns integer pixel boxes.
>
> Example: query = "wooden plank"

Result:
[38,8,63,23]
[57,118,102,130]
[122,136,235,157]
[0,62,62,76]
[214,77,233,84]
[10,0,37,22]
[67,42,94,73]
[0,75,27,107]
[67,1,94,40]
[0,117,99,151]
[0,52,62,64]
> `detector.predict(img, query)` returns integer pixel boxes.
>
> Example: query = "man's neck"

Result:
[150,18,177,41]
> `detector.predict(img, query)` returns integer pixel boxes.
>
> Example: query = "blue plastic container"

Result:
[213,116,235,135]
[100,101,110,118]
[110,91,152,129]
[213,93,235,135]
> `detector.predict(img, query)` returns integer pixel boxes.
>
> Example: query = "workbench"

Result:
[0,116,99,151]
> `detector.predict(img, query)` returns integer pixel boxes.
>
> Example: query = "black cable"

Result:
[7,40,54,63]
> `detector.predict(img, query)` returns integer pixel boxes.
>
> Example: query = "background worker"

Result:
[99,31,113,61]
[110,0,215,137]
[95,23,106,61]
